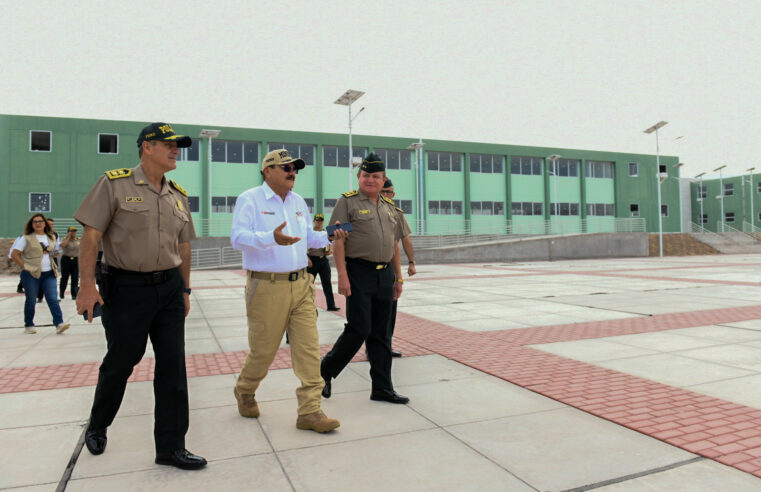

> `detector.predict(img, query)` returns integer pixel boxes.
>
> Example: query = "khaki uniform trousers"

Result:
[235,271,324,415]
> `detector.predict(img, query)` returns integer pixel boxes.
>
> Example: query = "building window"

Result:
[29,192,51,212]
[697,185,707,199]
[724,183,734,196]
[211,196,236,213]
[630,204,640,217]
[725,212,735,223]
[98,133,118,154]
[700,214,708,225]
[757,182,761,193]
[212,140,259,164]
[427,152,462,172]
[511,202,543,216]
[470,154,504,174]
[658,164,667,174]
[471,201,505,215]
[187,196,200,213]
[586,203,615,216]
[661,204,669,217]
[428,200,463,215]
[30,131,52,152]
[323,198,338,216]
[304,198,314,214]
[323,146,367,168]
[510,156,543,176]
[375,149,412,170]
[178,139,200,162]
[549,158,580,177]
[549,202,580,216]
[269,143,315,166]
[629,162,638,176]
[394,199,413,214]
[585,160,615,179]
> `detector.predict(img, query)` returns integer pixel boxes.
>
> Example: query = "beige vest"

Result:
[21,233,59,279]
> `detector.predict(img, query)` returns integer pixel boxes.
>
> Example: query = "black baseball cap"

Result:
[383,178,393,188]
[136,122,192,148]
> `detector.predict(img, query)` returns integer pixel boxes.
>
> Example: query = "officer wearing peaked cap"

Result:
[320,153,410,404]
[75,122,206,470]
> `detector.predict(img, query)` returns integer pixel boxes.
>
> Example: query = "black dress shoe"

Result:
[155,449,207,470]
[320,358,332,398]
[391,350,402,358]
[327,306,340,311]
[370,389,410,404]
[85,428,107,455]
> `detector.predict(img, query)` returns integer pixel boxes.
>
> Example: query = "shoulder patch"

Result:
[104,168,132,180]
[342,190,359,197]
[169,180,188,196]
[381,195,395,205]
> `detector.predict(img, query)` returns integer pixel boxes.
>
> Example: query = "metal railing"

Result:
[742,221,761,240]
[191,246,242,269]
[716,221,744,234]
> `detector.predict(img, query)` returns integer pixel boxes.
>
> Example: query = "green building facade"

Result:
[0,114,683,238]
[690,174,761,232]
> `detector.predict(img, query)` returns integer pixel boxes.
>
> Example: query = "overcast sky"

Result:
[2,0,759,178]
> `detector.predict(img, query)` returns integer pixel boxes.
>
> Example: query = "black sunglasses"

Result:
[277,164,299,174]
[314,218,324,222]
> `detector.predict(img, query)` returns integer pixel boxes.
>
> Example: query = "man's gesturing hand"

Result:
[273,221,301,246]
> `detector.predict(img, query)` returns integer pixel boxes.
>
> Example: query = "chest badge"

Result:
[358,209,371,214]
[126,196,143,203]
[176,200,184,211]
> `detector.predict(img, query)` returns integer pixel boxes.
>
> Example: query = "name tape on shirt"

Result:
[126,196,143,203]
[358,209,370,214]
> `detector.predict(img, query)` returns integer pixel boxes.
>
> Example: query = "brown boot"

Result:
[233,387,260,418]
[296,410,340,433]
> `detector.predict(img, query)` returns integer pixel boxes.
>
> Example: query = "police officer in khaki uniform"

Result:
[59,226,80,299]
[307,213,339,312]
[320,153,409,404]
[380,178,416,358]
[75,122,206,470]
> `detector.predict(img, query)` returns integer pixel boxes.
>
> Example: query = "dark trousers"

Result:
[89,268,189,453]
[307,255,336,309]
[322,260,394,391]
[60,256,79,298]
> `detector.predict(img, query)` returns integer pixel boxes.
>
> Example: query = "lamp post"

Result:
[695,172,705,232]
[714,164,726,230]
[547,155,562,226]
[334,90,365,190]
[200,129,221,237]
[644,120,668,257]
[408,141,426,235]
[674,162,684,232]
[748,167,756,230]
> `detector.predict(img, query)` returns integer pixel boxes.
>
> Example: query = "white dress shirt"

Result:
[230,182,330,272]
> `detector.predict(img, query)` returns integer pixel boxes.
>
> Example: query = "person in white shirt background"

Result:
[230,149,348,434]
[10,214,70,334]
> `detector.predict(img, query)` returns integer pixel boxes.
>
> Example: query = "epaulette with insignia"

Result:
[104,168,132,180]
[395,206,404,213]
[342,190,359,197]
[169,179,188,196]
[381,195,395,205]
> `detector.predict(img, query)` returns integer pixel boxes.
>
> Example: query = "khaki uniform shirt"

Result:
[329,190,402,263]
[74,165,196,272]
[308,241,330,257]
[395,208,411,238]
[62,238,80,258]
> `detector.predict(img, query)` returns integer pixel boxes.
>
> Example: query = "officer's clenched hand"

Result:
[393,281,403,301]
[273,221,301,246]
[76,284,104,323]
[338,273,351,297]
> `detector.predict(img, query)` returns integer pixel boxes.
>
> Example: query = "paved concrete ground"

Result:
[3,256,761,491]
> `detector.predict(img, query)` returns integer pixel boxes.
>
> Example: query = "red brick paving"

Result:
[4,267,761,477]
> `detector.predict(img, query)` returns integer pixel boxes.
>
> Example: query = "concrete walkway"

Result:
[3,256,761,491]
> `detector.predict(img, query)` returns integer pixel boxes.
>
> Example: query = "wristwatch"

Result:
[184,288,192,295]
[396,278,404,284]
[408,260,415,264]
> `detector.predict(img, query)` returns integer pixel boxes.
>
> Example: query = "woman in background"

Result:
[10,214,70,334]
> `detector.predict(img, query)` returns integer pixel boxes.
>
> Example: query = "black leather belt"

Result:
[346,257,389,270]
[105,266,176,285]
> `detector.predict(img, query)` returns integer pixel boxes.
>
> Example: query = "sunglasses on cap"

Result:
[277,164,299,174]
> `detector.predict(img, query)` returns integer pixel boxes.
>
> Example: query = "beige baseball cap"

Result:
[262,149,306,171]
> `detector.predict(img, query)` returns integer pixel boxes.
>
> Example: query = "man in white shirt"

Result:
[230,148,347,433]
